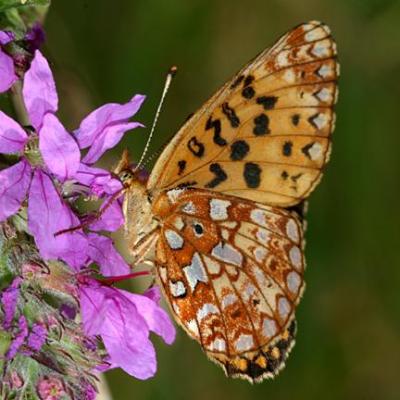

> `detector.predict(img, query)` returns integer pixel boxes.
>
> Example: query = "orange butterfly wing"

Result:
[153,189,304,382]
[147,21,338,206]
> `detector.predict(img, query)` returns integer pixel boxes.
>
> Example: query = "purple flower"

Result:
[74,163,123,197]
[28,169,89,269]
[0,31,17,93]
[6,315,29,359]
[1,277,22,329]
[87,233,129,276]
[26,323,47,352]
[74,95,145,164]
[79,280,175,379]
[0,49,145,270]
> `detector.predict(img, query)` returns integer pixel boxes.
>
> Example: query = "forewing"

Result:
[154,189,305,382]
[147,21,339,206]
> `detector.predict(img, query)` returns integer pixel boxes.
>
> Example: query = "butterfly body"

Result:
[120,21,338,382]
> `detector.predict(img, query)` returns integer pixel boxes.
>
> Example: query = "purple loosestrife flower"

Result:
[26,323,47,352]
[1,277,22,329]
[0,49,145,269]
[79,280,176,379]
[74,95,144,164]
[6,315,29,359]
[0,31,17,92]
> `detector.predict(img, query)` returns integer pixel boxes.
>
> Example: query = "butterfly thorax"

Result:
[123,180,156,247]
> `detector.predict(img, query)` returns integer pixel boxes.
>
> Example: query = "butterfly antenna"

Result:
[133,66,177,173]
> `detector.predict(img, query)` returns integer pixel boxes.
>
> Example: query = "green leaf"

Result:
[0,0,50,13]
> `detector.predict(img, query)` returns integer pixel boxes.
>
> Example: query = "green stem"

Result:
[9,79,31,127]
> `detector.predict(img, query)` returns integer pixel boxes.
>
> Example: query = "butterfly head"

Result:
[115,149,149,188]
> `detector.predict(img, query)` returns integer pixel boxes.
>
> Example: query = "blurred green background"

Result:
[44,0,400,399]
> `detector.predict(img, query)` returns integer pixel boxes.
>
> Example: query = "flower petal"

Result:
[87,233,130,277]
[0,49,17,93]
[0,111,28,153]
[26,323,47,351]
[28,169,88,268]
[0,160,31,222]
[82,121,143,164]
[122,289,176,345]
[74,163,123,196]
[6,316,28,359]
[102,325,157,380]
[75,94,145,149]
[79,282,106,336]
[39,113,80,181]
[0,31,15,45]
[23,50,58,130]
[100,293,157,379]
[89,197,124,232]
[1,277,22,329]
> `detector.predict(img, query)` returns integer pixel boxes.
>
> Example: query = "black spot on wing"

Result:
[230,140,250,161]
[187,136,205,158]
[282,141,293,157]
[253,113,270,136]
[177,160,186,175]
[256,96,278,110]
[243,162,261,188]
[291,114,300,126]
[230,75,244,89]
[242,86,255,99]
[222,102,240,128]
[205,163,227,188]
[244,75,255,87]
[176,181,197,189]
[205,116,226,147]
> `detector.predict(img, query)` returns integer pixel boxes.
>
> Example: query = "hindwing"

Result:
[154,189,305,382]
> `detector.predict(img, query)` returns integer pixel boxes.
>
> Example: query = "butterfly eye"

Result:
[119,170,133,183]
[193,222,204,237]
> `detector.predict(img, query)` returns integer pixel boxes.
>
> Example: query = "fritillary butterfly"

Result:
[118,21,339,383]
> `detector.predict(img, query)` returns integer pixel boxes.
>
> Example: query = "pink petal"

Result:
[23,50,58,130]
[75,95,145,149]
[74,164,123,196]
[28,169,88,268]
[82,121,143,164]
[122,290,176,345]
[0,111,28,153]
[39,114,80,181]
[80,283,157,379]
[0,49,17,93]
[89,197,124,232]
[100,294,157,379]
[0,160,31,221]
[102,326,157,380]
[87,233,130,277]
[79,283,106,336]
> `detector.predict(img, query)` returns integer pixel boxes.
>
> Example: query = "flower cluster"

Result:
[0,26,175,389]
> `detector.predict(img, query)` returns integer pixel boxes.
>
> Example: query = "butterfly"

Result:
[116,21,338,383]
